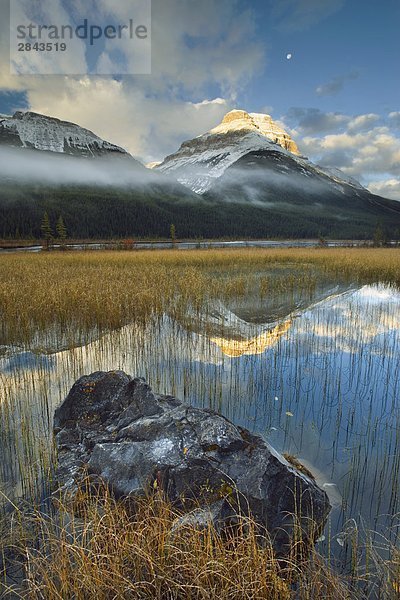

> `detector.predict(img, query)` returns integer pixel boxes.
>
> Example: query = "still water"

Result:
[1,275,399,563]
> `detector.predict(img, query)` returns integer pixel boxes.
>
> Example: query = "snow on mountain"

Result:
[155,109,364,195]
[156,109,303,193]
[208,110,300,154]
[313,166,366,191]
[158,133,284,194]
[0,108,365,196]
[0,111,128,158]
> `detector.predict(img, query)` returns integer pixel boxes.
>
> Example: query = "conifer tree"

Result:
[170,223,176,244]
[56,215,67,248]
[373,223,387,247]
[41,212,53,250]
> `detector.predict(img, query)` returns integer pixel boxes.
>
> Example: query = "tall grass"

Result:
[1,247,400,347]
[2,484,357,600]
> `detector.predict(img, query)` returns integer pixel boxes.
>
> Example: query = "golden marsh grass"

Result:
[1,247,400,347]
[1,247,400,598]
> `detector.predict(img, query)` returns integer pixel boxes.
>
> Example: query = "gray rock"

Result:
[170,499,232,536]
[54,371,331,557]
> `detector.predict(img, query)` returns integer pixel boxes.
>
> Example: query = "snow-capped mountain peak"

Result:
[0,111,128,158]
[155,108,366,196]
[209,109,300,155]
[155,109,302,193]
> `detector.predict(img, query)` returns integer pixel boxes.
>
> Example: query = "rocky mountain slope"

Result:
[0,111,128,158]
[0,110,205,239]
[203,146,400,234]
[155,110,302,193]
[153,108,400,233]
[155,109,369,197]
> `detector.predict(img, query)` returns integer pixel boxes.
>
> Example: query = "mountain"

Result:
[202,147,400,236]
[154,109,400,237]
[156,110,301,193]
[0,111,210,239]
[0,111,129,158]
[154,109,368,195]
[1,109,399,240]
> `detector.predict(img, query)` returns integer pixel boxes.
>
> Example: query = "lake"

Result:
[1,258,399,573]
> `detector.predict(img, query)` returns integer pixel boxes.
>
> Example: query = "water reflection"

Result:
[0,282,399,556]
[1,351,56,373]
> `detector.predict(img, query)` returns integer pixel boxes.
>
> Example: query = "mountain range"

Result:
[1,109,399,240]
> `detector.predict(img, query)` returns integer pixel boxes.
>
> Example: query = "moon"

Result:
[286,53,292,60]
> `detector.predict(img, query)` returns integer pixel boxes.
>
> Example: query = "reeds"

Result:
[1,247,400,347]
[2,484,357,600]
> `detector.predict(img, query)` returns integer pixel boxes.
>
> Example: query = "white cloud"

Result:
[282,108,400,198]
[9,0,88,75]
[367,179,400,201]
[347,113,381,133]
[0,0,263,161]
[2,0,264,88]
[149,0,264,95]
[26,77,230,161]
[299,127,400,180]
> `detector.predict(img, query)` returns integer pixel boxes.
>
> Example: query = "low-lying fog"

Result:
[0,146,168,188]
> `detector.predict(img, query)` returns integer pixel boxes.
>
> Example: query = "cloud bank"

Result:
[282,108,400,200]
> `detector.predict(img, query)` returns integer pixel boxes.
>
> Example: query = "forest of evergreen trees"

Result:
[1,182,399,241]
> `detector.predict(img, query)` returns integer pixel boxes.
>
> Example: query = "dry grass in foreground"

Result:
[2,487,400,599]
[1,485,358,600]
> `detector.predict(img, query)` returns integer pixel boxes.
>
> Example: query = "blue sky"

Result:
[246,0,400,117]
[0,0,399,199]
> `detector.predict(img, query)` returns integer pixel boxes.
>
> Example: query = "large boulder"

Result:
[54,371,331,557]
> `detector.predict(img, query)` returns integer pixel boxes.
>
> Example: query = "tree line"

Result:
[1,183,400,241]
